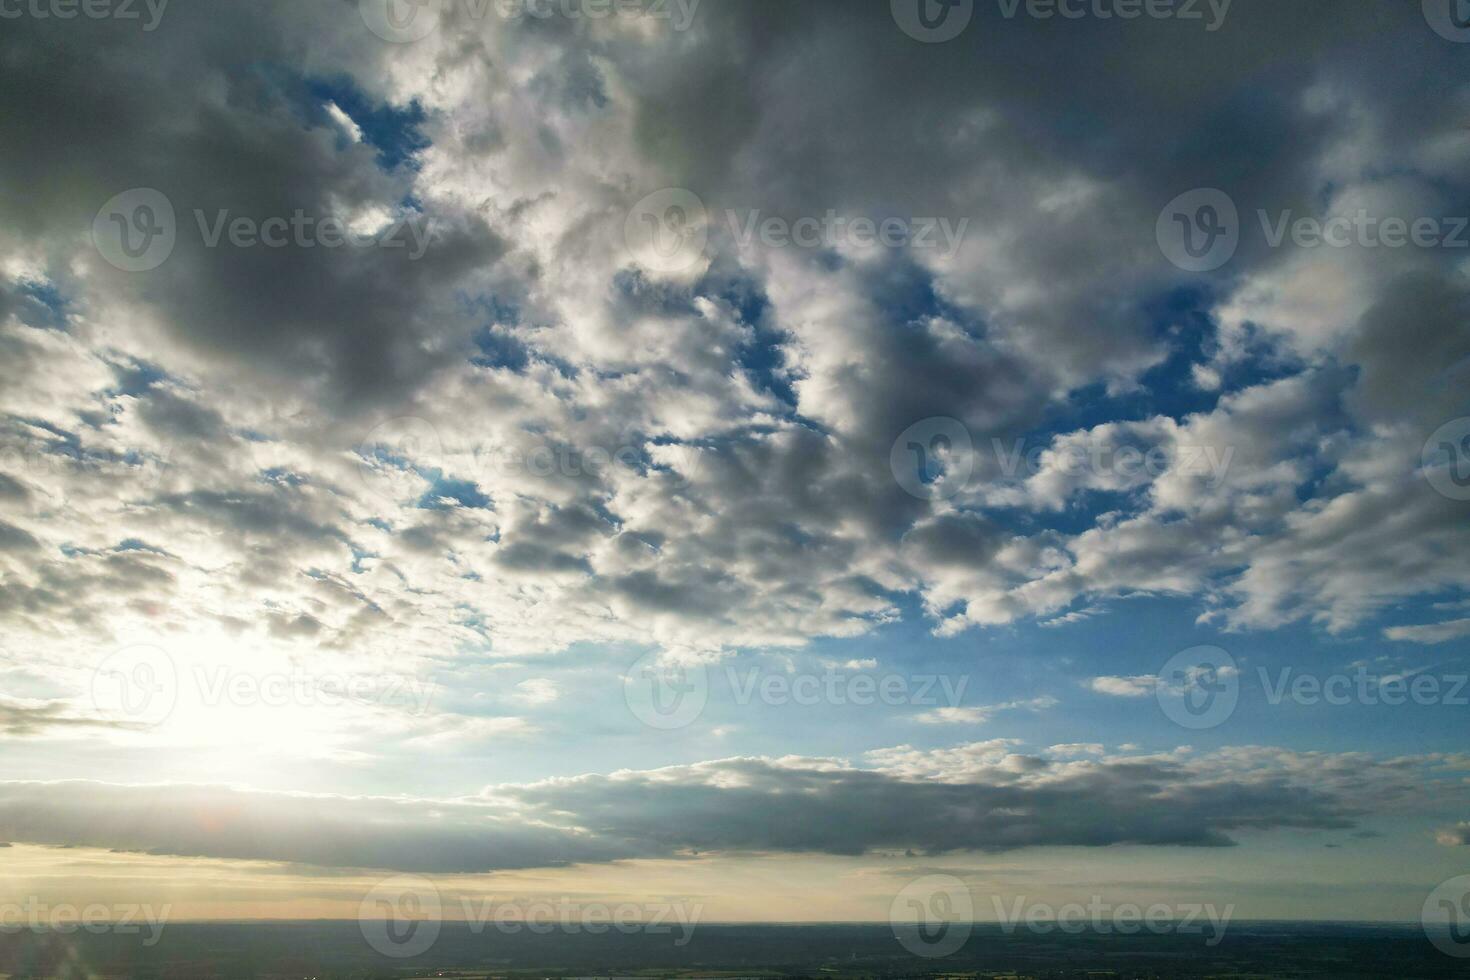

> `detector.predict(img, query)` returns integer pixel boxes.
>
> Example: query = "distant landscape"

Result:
[1,922,1464,980]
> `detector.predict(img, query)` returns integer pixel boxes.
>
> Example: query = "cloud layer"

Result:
[0,1,1467,677]
[0,744,1460,872]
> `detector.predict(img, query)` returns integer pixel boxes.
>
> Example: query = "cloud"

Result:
[0,0,1466,678]
[0,697,138,738]
[0,780,624,874]
[917,696,1058,725]
[513,678,561,705]
[1435,822,1470,847]
[821,658,878,671]
[1384,619,1470,645]
[1047,743,1106,757]
[0,744,1458,872]
[1090,676,1157,697]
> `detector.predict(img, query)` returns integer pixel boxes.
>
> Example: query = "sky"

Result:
[1,0,1469,943]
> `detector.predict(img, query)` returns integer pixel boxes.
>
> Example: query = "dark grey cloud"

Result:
[0,474,28,503]
[0,699,135,737]
[0,1,508,415]
[0,521,40,553]
[0,746,1451,872]
[0,780,630,873]
[508,755,1376,858]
